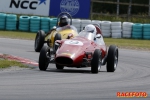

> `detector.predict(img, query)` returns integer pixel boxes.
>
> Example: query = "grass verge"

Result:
[0,58,28,69]
[105,38,150,50]
[0,30,150,50]
[0,30,36,40]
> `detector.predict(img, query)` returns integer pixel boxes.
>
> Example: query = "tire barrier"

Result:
[0,13,6,30]
[122,22,133,38]
[101,21,111,37]
[30,16,40,32]
[6,14,17,30]
[72,19,81,32]
[143,24,150,40]
[111,22,122,38]
[19,16,30,31]
[81,20,91,30]
[132,23,143,39]
[0,13,150,40]
[40,17,50,33]
[50,18,57,30]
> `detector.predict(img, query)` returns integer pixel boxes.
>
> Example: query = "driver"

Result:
[59,15,69,27]
[57,15,77,32]
[83,24,105,45]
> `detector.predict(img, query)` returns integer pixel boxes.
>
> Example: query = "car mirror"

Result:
[55,40,61,46]
[52,26,56,29]
[95,34,101,38]
[83,26,85,30]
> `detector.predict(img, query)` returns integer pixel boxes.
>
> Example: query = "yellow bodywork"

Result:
[46,28,78,47]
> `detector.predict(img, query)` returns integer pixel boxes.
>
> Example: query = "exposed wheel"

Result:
[56,64,64,69]
[107,45,119,72]
[34,30,45,52]
[53,33,61,53]
[39,46,50,71]
[91,49,102,73]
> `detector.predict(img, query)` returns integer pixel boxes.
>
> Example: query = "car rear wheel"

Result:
[34,30,45,52]
[53,33,61,53]
[39,46,50,71]
[56,64,64,69]
[91,49,102,73]
[106,45,118,72]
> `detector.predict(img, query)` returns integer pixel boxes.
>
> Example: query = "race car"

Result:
[38,24,119,73]
[34,12,78,52]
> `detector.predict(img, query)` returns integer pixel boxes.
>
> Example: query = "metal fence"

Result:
[91,0,150,21]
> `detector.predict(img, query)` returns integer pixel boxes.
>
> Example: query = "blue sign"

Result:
[49,0,90,19]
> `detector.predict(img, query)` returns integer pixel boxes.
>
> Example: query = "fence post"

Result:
[149,0,150,16]
[127,0,132,21]
[90,1,93,20]
[117,0,120,17]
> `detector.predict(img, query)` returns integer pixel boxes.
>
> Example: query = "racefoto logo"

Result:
[60,0,80,16]
[9,0,47,10]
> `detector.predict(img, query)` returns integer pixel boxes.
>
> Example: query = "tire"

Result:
[34,30,45,52]
[56,64,64,69]
[53,33,61,53]
[107,45,118,72]
[39,46,50,71]
[91,49,102,73]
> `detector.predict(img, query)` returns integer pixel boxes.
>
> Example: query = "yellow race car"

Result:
[34,12,78,52]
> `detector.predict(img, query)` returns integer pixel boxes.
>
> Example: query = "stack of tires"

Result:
[6,14,17,30]
[81,20,91,30]
[111,22,122,38]
[40,17,50,33]
[30,16,40,32]
[132,23,143,39]
[122,22,133,38]
[143,24,150,40]
[0,13,6,30]
[91,20,101,28]
[19,16,30,31]
[101,21,111,37]
[50,18,57,30]
[72,19,81,32]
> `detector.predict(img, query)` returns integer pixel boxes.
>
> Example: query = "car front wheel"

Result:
[91,49,102,73]
[106,45,119,72]
[34,30,45,52]
[39,46,50,71]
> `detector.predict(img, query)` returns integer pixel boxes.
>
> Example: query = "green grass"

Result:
[0,30,36,40]
[104,38,150,50]
[0,59,28,69]
[0,30,150,50]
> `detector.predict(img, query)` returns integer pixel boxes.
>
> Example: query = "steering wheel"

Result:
[56,12,72,26]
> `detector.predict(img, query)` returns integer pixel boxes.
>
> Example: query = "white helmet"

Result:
[84,24,97,36]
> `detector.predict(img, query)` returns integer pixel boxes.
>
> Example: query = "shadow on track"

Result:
[38,68,107,74]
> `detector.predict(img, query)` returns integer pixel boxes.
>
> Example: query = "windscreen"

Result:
[78,31,94,41]
[56,25,77,32]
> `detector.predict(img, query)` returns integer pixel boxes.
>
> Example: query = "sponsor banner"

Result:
[49,0,91,19]
[0,0,50,16]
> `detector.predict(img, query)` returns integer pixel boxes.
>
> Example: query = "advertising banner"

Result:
[0,0,50,16]
[49,0,91,19]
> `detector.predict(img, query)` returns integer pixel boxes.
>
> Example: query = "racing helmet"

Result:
[84,24,97,36]
[59,15,69,27]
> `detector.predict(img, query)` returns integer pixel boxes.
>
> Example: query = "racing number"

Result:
[69,40,79,44]
[65,40,83,46]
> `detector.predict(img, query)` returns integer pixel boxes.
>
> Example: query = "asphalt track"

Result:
[0,38,150,100]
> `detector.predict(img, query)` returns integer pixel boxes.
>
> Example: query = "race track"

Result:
[0,38,150,100]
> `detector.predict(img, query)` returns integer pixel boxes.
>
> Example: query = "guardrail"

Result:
[0,13,150,40]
